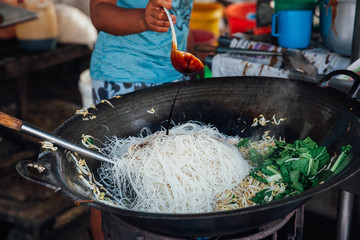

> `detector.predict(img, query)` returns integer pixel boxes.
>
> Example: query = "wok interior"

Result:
[50,76,360,213]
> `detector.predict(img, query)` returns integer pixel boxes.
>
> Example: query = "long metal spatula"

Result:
[0,111,114,164]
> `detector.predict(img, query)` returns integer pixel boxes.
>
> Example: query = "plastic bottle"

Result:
[15,0,58,51]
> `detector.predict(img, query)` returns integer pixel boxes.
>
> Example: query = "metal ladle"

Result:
[163,7,204,75]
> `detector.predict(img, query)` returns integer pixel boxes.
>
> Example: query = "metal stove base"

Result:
[101,205,304,240]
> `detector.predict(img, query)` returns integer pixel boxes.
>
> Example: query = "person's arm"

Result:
[90,0,176,36]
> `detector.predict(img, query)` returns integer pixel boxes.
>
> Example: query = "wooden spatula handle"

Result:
[0,111,114,164]
[0,111,23,131]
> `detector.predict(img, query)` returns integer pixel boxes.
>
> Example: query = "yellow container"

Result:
[190,3,224,37]
[15,0,58,51]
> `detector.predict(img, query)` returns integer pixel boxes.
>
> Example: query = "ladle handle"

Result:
[0,111,114,164]
[163,7,177,47]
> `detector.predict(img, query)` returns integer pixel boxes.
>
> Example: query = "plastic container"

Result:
[78,69,94,109]
[191,29,217,45]
[272,10,313,49]
[274,0,316,12]
[15,0,58,51]
[204,65,212,78]
[191,29,217,62]
[225,2,257,35]
[340,58,360,80]
[190,2,224,37]
[319,0,356,56]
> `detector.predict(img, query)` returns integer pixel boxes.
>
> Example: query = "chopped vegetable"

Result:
[237,138,251,148]
[226,136,353,207]
[250,189,273,204]
[330,145,352,175]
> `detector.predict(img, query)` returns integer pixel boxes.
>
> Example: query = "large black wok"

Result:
[16,71,360,238]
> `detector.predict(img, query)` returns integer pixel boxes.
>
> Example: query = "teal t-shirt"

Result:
[90,0,193,84]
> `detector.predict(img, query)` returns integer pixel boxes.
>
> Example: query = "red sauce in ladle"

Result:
[163,7,204,76]
[170,41,204,75]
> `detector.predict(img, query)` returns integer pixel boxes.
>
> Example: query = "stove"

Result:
[101,206,304,240]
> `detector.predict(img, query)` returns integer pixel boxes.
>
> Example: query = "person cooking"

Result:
[89,0,195,104]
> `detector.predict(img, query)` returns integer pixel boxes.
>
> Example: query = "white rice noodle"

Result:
[98,122,252,214]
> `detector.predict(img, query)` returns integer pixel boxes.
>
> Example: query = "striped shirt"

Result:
[90,0,193,84]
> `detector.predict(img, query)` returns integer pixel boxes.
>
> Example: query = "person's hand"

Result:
[144,0,176,32]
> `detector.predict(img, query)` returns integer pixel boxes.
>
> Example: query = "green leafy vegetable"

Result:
[291,157,309,176]
[237,138,251,148]
[275,155,291,165]
[289,169,300,183]
[250,189,273,204]
[242,137,352,204]
[250,171,268,184]
[249,148,263,165]
[280,165,290,183]
[330,145,352,175]
[311,146,329,169]
[291,181,304,192]
[302,137,318,149]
